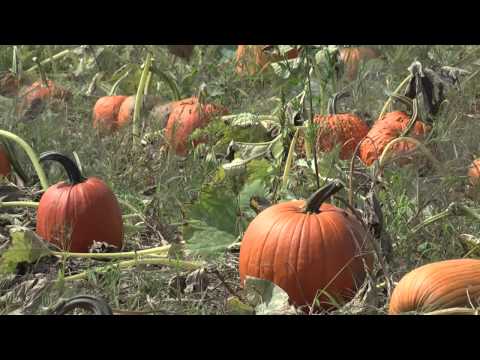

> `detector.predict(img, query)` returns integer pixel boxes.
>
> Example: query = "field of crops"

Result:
[1,45,480,315]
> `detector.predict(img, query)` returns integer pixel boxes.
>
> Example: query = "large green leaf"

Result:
[184,220,237,258]
[186,187,238,236]
[0,228,52,274]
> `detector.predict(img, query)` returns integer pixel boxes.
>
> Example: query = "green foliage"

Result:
[0,228,52,274]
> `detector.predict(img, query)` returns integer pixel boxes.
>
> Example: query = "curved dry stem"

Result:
[63,257,204,282]
[281,128,299,191]
[378,136,442,171]
[52,245,171,260]
[378,74,413,119]
[0,130,49,190]
[132,52,152,145]
[0,201,39,208]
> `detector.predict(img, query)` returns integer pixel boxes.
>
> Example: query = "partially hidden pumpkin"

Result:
[164,97,229,156]
[389,259,480,314]
[17,80,71,121]
[468,159,480,187]
[0,145,11,177]
[314,93,370,160]
[93,95,129,132]
[239,181,372,309]
[339,47,382,81]
[359,111,430,166]
[236,45,300,76]
[36,151,124,253]
[93,95,166,133]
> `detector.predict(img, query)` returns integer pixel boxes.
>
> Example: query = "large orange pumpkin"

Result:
[92,95,129,132]
[164,97,229,156]
[36,151,124,253]
[17,80,71,120]
[389,259,480,314]
[0,145,11,177]
[314,94,370,160]
[468,159,480,186]
[339,47,382,81]
[236,45,300,76]
[359,111,430,166]
[239,181,372,309]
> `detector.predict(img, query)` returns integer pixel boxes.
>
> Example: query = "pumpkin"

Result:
[239,181,372,309]
[17,80,71,120]
[92,95,129,132]
[117,95,166,129]
[314,93,370,160]
[0,145,11,177]
[389,259,480,314]
[359,111,430,166]
[236,45,300,76]
[468,159,480,186]
[36,151,124,253]
[164,97,229,156]
[339,47,382,81]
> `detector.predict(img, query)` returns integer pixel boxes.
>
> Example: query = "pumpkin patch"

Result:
[1,45,480,316]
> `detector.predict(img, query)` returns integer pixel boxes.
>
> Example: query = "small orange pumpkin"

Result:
[17,80,71,120]
[468,159,480,187]
[92,95,129,132]
[235,45,300,76]
[0,145,11,177]
[389,259,480,314]
[36,151,124,253]
[239,181,372,309]
[314,93,370,160]
[359,111,430,166]
[164,97,229,156]
[339,47,382,81]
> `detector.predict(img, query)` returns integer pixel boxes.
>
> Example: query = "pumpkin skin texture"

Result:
[165,97,229,156]
[0,145,11,177]
[468,159,480,186]
[389,259,480,314]
[314,113,369,160]
[116,95,166,129]
[36,152,123,253]
[236,45,300,76]
[92,95,128,132]
[239,182,372,309]
[339,47,381,81]
[359,111,430,166]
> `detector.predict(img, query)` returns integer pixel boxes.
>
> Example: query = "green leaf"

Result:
[186,187,238,235]
[0,227,52,274]
[243,276,298,315]
[184,220,237,258]
[246,159,272,184]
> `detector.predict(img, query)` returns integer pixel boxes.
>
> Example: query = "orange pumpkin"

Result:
[339,47,382,81]
[236,45,300,76]
[0,145,11,177]
[92,95,129,132]
[314,93,370,160]
[389,259,480,314]
[468,159,480,186]
[359,111,430,166]
[164,97,229,156]
[17,80,71,120]
[239,181,372,309]
[37,151,124,253]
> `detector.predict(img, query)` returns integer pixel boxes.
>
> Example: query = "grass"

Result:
[1,45,480,315]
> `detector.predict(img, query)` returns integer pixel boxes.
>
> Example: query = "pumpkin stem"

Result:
[40,151,86,185]
[304,180,343,213]
[327,91,350,115]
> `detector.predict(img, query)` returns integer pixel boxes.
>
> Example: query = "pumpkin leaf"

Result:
[226,296,255,315]
[0,227,52,274]
[186,187,238,235]
[184,220,237,258]
[243,276,298,315]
